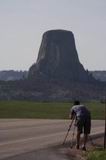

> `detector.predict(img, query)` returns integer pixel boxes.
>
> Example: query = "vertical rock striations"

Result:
[28,30,94,82]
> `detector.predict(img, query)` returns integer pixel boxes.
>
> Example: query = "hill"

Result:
[0,70,28,81]
[90,71,106,82]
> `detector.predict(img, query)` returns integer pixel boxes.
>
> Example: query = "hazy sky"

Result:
[0,0,106,71]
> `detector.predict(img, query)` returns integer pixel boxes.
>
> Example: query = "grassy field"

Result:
[87,150,106,160]
[0,101,105,119]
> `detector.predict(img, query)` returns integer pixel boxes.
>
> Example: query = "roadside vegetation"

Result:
[87,149,106,160]
[0,101,105,119]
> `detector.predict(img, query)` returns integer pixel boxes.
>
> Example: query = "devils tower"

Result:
[28,30,94,82]
[1,29,105,101]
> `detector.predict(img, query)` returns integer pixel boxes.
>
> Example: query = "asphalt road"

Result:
[0,119,105,159]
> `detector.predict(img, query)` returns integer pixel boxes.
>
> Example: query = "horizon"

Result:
[0,0,106,71]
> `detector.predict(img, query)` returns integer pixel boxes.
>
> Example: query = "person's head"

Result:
[74,100,80,105]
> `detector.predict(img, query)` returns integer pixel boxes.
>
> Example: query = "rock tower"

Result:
[28,30,93,82]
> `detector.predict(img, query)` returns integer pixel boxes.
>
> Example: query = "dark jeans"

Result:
[76,115,91,134]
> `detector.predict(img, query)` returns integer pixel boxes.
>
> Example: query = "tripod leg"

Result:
[62,130,70,145]
[62,120,74,145]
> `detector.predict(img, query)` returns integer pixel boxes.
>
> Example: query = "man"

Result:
[69,100,91,151]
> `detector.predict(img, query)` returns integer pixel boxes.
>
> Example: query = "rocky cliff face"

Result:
[28,30,94,82]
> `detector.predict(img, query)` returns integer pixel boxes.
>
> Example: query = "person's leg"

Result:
[76,130,81,149]
[76,117,83,149]
[82,134,88,150]
[82,116,91,151]
[84,134,88,146]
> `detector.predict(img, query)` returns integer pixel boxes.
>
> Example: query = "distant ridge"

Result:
[0,70,106,82]
[0,70,28,81]
[90,71,106,82]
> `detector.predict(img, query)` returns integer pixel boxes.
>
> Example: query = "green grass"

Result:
[85,101,105,120]
[87,150,106,160]
[0,101,105,119]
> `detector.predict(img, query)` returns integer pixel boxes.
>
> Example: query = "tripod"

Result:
[62,118,76,146]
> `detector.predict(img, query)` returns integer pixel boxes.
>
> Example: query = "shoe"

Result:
[81,146,86,151]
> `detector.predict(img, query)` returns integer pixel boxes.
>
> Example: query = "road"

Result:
[0,119,105,159]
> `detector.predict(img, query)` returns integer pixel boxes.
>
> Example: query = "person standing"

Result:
[69,100,91,151]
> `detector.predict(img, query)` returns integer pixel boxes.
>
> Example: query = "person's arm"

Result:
[69,110,76,129]
[69,108,76,120]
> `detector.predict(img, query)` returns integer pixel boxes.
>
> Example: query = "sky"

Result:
[0,0,106,71]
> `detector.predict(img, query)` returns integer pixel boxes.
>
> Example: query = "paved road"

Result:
[0,119,105,159]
